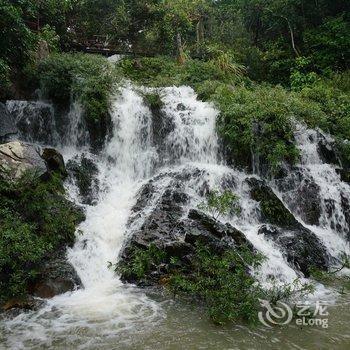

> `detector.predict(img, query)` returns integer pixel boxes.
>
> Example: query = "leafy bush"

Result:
[118,242,265,325]
[38,25,60,53]
[0,172,84,303]
[118,244,166,280]
[121,56,244,88]
[169,244,264,325]
[290,57,319,92]
[38,53,118,122]
[198,190,239,221]
[213,84,300,172]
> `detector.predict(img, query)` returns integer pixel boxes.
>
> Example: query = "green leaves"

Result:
[38,53,118,122]
[0,172,84,302]
[214,84,300,173]
[198,190,239,221]
[169,244,265,325]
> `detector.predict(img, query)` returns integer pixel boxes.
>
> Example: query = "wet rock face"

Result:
[42,148,67,176]
[341,194,350,240]
[258,225,329,277]
[30,249,82,299]
[149,102,175,164]
[0,103,18,143]
[0,141,47,180]
[248,177,330,275]
[66,154,99,205]
[6,101,56,145]
[120,177,250,285]
[317,131,341,166]
[274,169,322,226]
[247,177,297,228]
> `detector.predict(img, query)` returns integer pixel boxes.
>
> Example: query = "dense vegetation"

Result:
[118,243,265,324]
[0,0,349,321]
[1,1,349,168]
[0,172,84,303]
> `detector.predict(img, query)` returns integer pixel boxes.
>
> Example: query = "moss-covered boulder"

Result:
[246,177,297,228]
[0,149,85,308]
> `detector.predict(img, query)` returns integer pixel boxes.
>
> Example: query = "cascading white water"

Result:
[2,83,349,348]
[6,100,59,145]
[274,123,350,258]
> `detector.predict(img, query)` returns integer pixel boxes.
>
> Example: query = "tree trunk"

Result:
[177,32,185,64]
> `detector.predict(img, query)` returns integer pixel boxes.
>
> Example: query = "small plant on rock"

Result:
[198,189,239,221]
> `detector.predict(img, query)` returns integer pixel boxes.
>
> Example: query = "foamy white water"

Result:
[1,85,349,348]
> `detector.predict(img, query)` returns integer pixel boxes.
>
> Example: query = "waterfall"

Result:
[2,84,349,348]
[274,123,350,258]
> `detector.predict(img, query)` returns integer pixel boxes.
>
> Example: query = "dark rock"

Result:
[42,148,67,176]
[177,103,186,111]
[337,169,350,184]
[247,177,297,228]
[66,154,99,205]
[187,209,250,248]
[0,102,18,143]
[275,169,321,226]
[29,249,82,299]
[150,101,175,162]
[317,131,341,166]
[6,100,56,145]
[120,178,250,284]
[341,194,350,239]
[258,224,329,276]
[85,112,112,152]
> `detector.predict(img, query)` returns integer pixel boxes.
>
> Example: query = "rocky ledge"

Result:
[0,138,84,312]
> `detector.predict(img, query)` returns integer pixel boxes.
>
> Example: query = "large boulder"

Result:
[0,141,47,180]
[120,176,250,285]
[29,249,82,299]
[0,102,18,143]
[247,177,297,228]
[66,154,99,205]
[247,177,330,275]
[317,130,341,166]
[0,141,67,181]
[274,169,322,226]
[6,100,56,145]
[258,225,329,277]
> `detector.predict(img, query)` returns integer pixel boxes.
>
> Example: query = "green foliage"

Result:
[169,244,265,325]
[38,25,60,53]
[118,242,266,325]
[304,16,350,72]
[290,57,319,92]
[142,92,164,110]
[0,172,84,302]
[214,84,300,172]
[38,53,118,122]
[267,278,315,305]
[117,244,166,280]
[121,56,244,88]
[198,190,239,221]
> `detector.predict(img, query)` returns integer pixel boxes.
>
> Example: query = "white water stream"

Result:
[2,83,350,349]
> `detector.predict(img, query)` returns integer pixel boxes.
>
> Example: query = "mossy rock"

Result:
[247,177,297,228]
